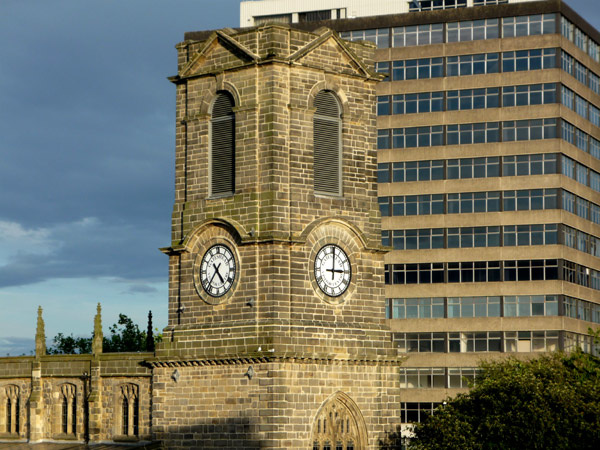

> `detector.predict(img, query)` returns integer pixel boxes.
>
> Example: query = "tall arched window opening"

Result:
[120,384,139,437]
[313,91,342,196]
[4,385,20,435]
[60,383,76,435]
[211,91,235,197]
[6,398,11,433]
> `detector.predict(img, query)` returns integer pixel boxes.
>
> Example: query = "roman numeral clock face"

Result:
[314,244,351,297]
[200,244,236,297]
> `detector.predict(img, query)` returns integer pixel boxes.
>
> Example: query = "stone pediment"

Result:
[179,30,260,79]
[289,28,377,80]
[178,26,378,81]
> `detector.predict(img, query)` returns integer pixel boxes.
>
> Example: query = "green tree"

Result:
[47,313,161,354]
[399,351,600,450]
[47,333,92,354]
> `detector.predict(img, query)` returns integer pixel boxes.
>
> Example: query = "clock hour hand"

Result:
[326,268,345,277]
[326,256,344,279]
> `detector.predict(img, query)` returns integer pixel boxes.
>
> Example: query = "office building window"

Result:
[502,14,556,38]
[390,298,445,319]
[396,333,446,353]
[384,92,444,115]
[447,122,500,145]
[401,403,442,424]
[447,157,499,179]
[392,23,443,47]
[447,296,501,318]
[253,14,291,25]
[447,88,499,110]
[590,71,600,94]
[503,259,558,282]
[504,224,558,246]
[298,10,331,22]
[564,332,600,356]
[387,295,599,324]
[575,60,587,84]
[409,0,467,12]
[504,331,559,352]
[448,368,480,388]
[447,191,501,214]
[339,28,389,48]
[391,160,445,182]
[447,18,499,42]
[399,368,446,389]
[503,48,557,72]
[502,118,557,141]
[386,228,445,250]
[503,153,556,176]
[504,295,559,317]
[448,52,499,76]
[389,58,444,80]
[447,226,501,248]
[502,83,556,107]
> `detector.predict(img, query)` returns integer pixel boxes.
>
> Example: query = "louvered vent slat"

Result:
[211,93,235,196]
[313,91,341,195]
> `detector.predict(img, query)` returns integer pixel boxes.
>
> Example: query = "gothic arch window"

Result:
[313,90,342,196]
[60,383,76,435]
[119,384,139,437]
[3,385,19,435]
[210,91,235,197]
[312,393,367,450]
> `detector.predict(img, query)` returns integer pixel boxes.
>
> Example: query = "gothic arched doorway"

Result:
[311,392,367,450]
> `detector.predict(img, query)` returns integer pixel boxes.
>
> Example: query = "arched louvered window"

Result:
[313,91,342,196]
[211,92,235,196]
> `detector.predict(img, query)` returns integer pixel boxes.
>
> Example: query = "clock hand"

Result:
[212,263,225,284]
[209,263,222,285]
[326,268,345,275]
[331,247,336,280]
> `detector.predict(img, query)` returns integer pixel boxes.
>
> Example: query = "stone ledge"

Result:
[147,355,404,368]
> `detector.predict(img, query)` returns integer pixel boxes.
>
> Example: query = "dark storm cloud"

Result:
[0,337,35,357]
[0,0,241,288]
[0,217,165,287]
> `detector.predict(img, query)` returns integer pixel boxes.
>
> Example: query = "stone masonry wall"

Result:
[152,359,400,449]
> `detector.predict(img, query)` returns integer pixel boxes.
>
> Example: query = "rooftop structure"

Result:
[240,0,542,27]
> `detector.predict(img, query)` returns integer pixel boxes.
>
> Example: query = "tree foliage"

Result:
[47,313,160,354]
[47,333,92,355]
[401,351,600,450]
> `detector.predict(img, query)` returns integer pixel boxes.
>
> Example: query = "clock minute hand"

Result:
[331,247,336,280]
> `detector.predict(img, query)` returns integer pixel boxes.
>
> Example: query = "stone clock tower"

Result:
[152,24,401,449]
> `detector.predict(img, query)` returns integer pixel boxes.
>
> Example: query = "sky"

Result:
[0,0,598,356]
[0,0,241,355]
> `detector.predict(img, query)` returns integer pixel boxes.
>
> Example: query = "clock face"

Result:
[199,244,236,297]
[314,244,351,297]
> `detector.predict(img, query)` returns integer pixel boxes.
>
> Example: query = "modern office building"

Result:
[242,0,600,428]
